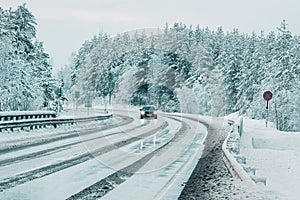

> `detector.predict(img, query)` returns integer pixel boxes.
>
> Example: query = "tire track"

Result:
[174,115,233,200]
[0,121,168,192]
[0,114,132,154]
[66,117,189,200]
[0,119,150,168]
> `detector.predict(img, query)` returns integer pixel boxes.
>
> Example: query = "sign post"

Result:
[85,93,92,116]
[263,90,273,127]
[74,91,80,111]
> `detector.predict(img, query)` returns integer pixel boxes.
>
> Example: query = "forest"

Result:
[65,22,299,132]
[0,5,299,131]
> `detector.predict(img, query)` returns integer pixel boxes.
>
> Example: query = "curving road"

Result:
[0,108,208,200]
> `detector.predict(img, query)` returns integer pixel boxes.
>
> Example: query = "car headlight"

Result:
[140,111,145,115]
[153,110,157,115]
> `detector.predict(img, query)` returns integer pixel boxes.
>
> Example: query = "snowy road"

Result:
[0,109,207,199]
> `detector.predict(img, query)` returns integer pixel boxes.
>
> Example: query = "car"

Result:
[140,105,158,119]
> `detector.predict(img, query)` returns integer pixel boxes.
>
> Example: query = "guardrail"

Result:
[222,116,256,188]
[0,114,113,132]
[0,111,56,121]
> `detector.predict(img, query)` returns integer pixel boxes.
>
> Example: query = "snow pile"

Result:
[227,114,300,200]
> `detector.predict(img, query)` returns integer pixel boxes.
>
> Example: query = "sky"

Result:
[1,0,299,75]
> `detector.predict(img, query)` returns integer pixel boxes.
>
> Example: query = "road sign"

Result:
[263,91,273,101]
[262,90,273,127]
[85,94,92,108]
[75,91,80,99]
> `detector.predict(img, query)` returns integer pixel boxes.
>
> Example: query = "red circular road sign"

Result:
[263,91,273,101]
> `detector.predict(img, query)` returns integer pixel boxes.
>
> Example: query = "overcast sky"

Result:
[1,0,299,74]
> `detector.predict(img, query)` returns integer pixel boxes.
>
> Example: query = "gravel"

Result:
[178,118,276,200]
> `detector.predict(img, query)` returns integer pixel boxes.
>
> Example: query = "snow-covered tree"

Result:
[0,4,54,111]
[70,21,299,131]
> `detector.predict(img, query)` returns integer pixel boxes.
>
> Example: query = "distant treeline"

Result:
[63,22,299,131]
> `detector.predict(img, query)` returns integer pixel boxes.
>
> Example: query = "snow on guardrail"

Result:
[222,115,256,188]
[0,110,56,116]
[0,113,112,132]
[0,110,57,122]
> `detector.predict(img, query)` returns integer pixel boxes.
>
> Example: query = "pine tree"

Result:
[0,4,54,110]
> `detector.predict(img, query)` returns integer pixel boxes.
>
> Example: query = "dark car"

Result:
[140,105,158,119]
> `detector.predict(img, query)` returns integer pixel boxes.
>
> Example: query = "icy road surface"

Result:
[0,108,207,199]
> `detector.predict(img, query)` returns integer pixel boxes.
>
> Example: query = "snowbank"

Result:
[227,114,300,200]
